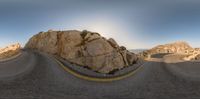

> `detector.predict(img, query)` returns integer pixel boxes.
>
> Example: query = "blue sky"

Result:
[0,0,200,49]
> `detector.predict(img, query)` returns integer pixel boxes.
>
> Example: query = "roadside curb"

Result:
[0,52,22,62]
[54,57,143,82]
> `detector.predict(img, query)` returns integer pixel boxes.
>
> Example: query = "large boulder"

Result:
[84,38,114,56]
[25,31,58,54]
[25,30,138,73]
[126,51,138,65]
[194,54,200,60]
[57,31,83,59]
[107,38,119,48]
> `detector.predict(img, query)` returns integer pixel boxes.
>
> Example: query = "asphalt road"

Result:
[151,53,171,58]
[0,51,200,99]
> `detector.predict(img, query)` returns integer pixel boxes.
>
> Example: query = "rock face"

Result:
[183,48,200,60]
[0,43,21,59]
[25,30,138,73]
[149,41,193,54]
[139,41,200,61]
[194,54,200,60]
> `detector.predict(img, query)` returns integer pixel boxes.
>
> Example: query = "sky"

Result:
[1,0,200,49]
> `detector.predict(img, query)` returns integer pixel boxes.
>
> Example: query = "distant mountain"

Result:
[138,41,200,60]
[149,41,193,54]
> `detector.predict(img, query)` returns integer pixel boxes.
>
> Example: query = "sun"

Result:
[73,15,121,39]
[88,22,119,39]
[69,15,139,49]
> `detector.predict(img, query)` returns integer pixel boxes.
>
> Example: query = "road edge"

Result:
[0,52,22,62]
[54,57,144,82]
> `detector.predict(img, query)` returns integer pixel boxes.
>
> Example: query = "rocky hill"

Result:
[25,30,138,73]
[139,41,200,61]
[0,43,21,59]
[148,41,192,54]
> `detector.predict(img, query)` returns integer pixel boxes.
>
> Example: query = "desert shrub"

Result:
[81,30,88,38]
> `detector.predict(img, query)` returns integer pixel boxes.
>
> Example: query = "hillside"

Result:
[140,41,200,61]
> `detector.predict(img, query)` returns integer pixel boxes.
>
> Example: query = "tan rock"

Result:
[194,54,200,60]
[139,41,193,59]
[84,50,125,73]
[0,43,21,59]
[25,30,138,73]
[98,52,125,73]
[140,41,200,61]
[83,32,101,42]
[149,41,193,54]
[57,30,83,59]
[25,31,58,54]
[126,51,138,65]
[107,38,119,48]
[84,38,114,56]
[119,50,129,66]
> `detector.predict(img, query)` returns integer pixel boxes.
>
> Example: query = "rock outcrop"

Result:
[148,41,192,54]
[183,48,200,60]
[139,41,200,61]
[25,30,138,73]
[0,43,21,59]
[194,54,200,60]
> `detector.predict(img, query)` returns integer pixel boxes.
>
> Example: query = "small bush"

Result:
[81,30,88,38]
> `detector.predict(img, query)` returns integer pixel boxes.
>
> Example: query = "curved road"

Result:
[0,51,200,98]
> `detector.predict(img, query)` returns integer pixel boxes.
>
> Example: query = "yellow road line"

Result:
[54,58,143,82]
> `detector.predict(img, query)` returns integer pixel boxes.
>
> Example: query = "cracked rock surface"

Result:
[25,30,138,73]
